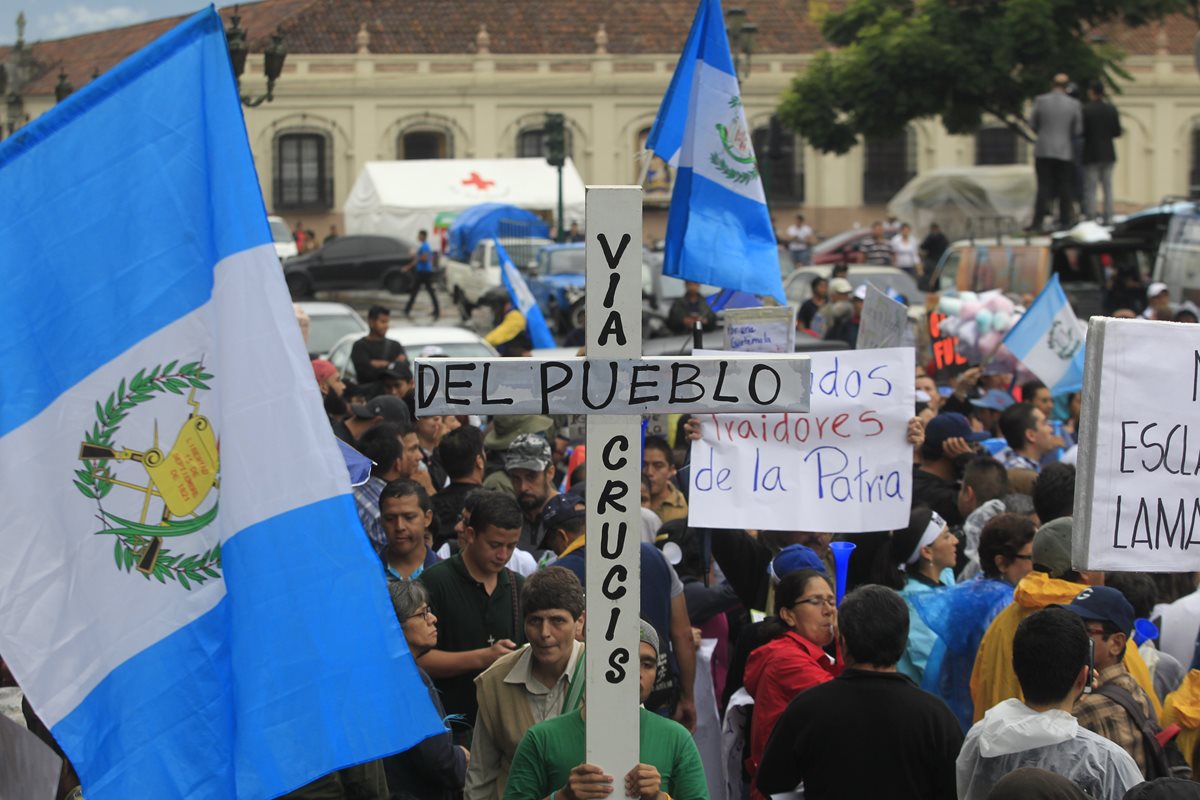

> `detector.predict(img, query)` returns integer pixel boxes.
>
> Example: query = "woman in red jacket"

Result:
[743,569,841,800]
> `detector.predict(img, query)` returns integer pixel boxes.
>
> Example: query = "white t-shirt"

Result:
[891,234,920,268]
[786,223,814,252]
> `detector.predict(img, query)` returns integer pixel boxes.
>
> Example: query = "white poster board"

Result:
[857,285,910,350]
[689,347,915,532]
[1073,318,1200,570]
[723,306,796,354]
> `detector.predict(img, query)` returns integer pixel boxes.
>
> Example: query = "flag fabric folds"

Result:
[495,238,557,349]
[1001,274,1086,395]
[646,0,785,303]
[0,9,443,799]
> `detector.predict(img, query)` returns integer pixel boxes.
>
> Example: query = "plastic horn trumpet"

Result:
[1133,618,1159,647]
[829,540,856,606]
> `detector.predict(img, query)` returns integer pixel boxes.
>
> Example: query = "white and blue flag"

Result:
[1002,274,1086,394]
[645,0,785,302]
[0,9,442,799]
[495,239,557,349]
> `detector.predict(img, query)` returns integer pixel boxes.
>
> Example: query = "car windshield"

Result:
[307,315,367,356]
[269,219,292,245]
[544,249,586,275]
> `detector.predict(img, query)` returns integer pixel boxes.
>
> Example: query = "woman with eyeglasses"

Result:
[383,580,468,800]
[743,568,841,800]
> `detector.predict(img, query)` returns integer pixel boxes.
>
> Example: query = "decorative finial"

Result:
[1155,21,1169,56]
[356,22,370,54]
[594,23,608,55]
[476,24,490,55]
[16,11,25,45]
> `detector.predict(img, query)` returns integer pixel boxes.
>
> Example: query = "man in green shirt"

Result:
[503,622,708,800]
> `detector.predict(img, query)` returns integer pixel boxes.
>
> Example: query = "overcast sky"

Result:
[0,1,209,43]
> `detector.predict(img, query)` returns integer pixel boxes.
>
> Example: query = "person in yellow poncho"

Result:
[970,517,1162,723]
[1163,669,1200,769]
[481,288,532,356]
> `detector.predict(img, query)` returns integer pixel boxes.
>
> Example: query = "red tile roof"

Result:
[2,1,1194,97]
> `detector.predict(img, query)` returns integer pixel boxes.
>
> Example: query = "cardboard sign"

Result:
[928,311,967,375]
[689,347,914,532]
[858,285,910,350]
[723,306,797,354]
[1073,318,1200,570]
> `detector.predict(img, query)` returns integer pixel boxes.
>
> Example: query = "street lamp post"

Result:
[2,11,31,138]
[544,112,566,241]
[225,8,287,107]
[54,70,74,103]
[725,7,756,83]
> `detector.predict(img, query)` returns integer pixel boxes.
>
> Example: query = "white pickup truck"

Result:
[444,236,552,319]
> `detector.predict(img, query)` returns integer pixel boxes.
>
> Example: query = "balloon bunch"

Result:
[935,291,1022,362]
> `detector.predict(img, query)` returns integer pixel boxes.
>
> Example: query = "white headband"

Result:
[902,512,946,569]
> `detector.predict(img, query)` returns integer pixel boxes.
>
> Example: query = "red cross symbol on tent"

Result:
[461,172,495,190]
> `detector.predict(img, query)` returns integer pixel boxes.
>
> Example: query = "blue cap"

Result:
[769,544,826,584]
[539,493,585,548]
[1062,586,1136,637]
[970,389,1016,412]
[925,412,991,452]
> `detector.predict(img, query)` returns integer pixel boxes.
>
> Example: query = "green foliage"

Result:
[779,0,1186,154]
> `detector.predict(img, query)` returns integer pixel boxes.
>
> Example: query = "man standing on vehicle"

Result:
[351,305,407,387]
[405,229,441,321]
[1082,81,1121,225]
[1030,74,1083,232]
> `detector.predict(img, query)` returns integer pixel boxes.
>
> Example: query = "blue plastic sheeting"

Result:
[446,204,549,261]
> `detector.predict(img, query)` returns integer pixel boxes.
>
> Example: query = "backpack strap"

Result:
[1094,681,1170,779]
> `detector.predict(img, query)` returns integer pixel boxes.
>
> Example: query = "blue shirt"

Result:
[416,241,433,273]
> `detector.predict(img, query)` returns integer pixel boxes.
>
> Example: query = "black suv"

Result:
[284,235,417,298]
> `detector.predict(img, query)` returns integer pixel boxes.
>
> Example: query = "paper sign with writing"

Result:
[928,311,967,375]
[723,306,796,354]
[858,285,910,350]
[688,347,914,532]
[1073,318,1200,570]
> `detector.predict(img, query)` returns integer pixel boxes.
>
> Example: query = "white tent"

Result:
[343,158,587,244]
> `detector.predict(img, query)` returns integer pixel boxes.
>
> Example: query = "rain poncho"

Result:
[969,571,1163,722]
[911,575,1014,731]
[956,699,1144,800]
[897,567,955,683]
[1163,669,1200,767]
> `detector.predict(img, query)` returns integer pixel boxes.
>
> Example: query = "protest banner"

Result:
[1073,318,1200,570]
[688,347,915,532]
[858,285,910,350]
[928,311,968,376]
[723,306,796,353]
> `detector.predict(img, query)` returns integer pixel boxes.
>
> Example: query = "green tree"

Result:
[779,0,1186,154]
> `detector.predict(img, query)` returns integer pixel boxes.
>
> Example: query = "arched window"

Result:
[274,130,333,210]
[752,118,804,203]
[863,128,916,205]
[517,126,573,160]
[1191,126,1200,196]
[398,130,451,159]
[975,126,1027,165]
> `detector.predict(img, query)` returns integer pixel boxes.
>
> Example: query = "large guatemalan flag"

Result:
[645,0,785,303]
[0,9,442,799]
[1001,273,1086,395]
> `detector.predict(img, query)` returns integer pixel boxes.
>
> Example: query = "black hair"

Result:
[810,276,827,291]
[999,402,1039,450]
[774,569,833,615]
[1033,463,1076,524]
[368,305,390,321]
[380,478,431,513]
[1013,607,1090,706]
[643,435,674,467]
[522,566,585,619]
[418,229,428,237]
[963,457,1009,505]
[357,422,402,477]
[437,425,485,481]
[831,263,849,278]
[1105,572,1157,620]
[1089,80,1105,96]
[469,490,523,534]
[1151,573,1199,607]
[658,520,707,582]
[838,585,909,667]
[1020,379,1047,400]
[978,513,1037,580]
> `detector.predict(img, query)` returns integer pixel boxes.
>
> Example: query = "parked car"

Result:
[283,234,416,299]
[294,301,368,359]
[327,324,498,382]
[269,215,298,262]
[811,228,872,266]
[443,236,554,318]
[783,265,924,306]
[528,243,587,332]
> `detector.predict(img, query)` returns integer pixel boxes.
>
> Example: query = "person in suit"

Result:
[1082,81,1122,224]
[1029,74,1083,231]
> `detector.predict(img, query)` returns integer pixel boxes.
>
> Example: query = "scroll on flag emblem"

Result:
[0,8,443,799]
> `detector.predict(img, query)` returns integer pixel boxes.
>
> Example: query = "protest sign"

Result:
[1073,318,1200,570]
[723,306,796,353]
[858,285,910,350]
[928,311,968,375]
[688,347,914,532]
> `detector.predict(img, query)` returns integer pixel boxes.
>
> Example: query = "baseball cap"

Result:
[852,284,868,301]
[829,277,854,295]
[1031,516,1074,579]
[540,492,586,548]
[504,432,552,473]
[769,544,826,584]
[312,359,337,385]
[970,389,1016,412]
[1060,586,1135,637]
[1147,282,1169,299]
[382,361,414,382]
[924,412,991,453]
[350,394,411,425]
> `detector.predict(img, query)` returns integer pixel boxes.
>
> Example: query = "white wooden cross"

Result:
[415,186,812,778]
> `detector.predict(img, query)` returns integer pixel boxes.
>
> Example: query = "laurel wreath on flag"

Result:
[75,361,223,589]
[709,151,760,184]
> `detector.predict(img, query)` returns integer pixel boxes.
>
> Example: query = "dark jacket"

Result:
[1082,99,1122,164]
[382,667,466,800]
